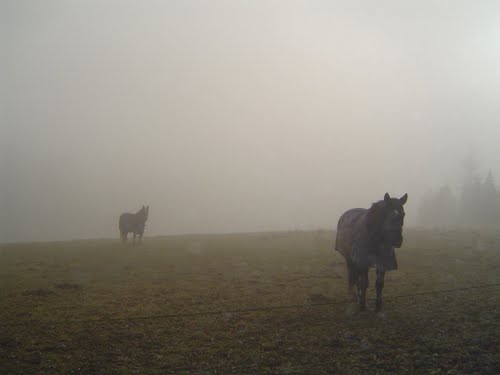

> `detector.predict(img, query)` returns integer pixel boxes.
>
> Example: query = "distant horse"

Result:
[335,193,408,312]
[119,205,149,246]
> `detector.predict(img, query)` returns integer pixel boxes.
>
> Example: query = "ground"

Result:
[0,228,499,374]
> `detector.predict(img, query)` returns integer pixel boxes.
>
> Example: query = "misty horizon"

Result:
[2,1,500,243]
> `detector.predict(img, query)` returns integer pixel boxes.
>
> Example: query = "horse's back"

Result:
[337,208,366,231]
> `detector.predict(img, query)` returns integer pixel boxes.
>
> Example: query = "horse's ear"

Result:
[400,193,408,205]
[367,203,384,235]
[384,193,391,205]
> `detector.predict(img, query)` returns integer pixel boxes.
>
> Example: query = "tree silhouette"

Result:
[418,149,500,227]
[481,170,499,224]
[458,148,483,225]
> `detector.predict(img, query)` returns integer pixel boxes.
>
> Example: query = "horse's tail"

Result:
[334,211,346,252]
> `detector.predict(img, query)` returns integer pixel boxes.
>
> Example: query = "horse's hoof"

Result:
[376,311,385,319]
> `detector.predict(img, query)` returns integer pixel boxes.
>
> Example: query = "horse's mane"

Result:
[135,206,149,222]
[366,200,388,239]
[370,199,387,210]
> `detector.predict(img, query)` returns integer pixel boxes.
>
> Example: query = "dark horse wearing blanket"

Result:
[119,205,149,246]
[335,193,407,312]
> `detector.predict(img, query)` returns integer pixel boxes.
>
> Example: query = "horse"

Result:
[119,205,149,246]
[335,193,408,312]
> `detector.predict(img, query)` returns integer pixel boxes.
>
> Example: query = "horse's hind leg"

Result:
[347,262,357,302]
[132,233,137,247]
[375,267,386,312]
[120,232,127,244]
[357,269,369,311]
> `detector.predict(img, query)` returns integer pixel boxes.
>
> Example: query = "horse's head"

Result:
[367,193,408,248]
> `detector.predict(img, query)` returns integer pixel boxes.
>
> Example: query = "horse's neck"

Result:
[135,210,146,222]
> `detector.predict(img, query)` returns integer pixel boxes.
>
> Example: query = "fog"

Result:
[2,1,500,243]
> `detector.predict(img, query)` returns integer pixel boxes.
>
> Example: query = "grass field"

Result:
[1,228,499,374]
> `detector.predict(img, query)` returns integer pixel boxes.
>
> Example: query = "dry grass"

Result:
[1,228,499,374]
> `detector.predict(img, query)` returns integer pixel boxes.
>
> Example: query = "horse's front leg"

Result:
[375,267,386,312]
[357,269,369,311]
[347,262,357,302]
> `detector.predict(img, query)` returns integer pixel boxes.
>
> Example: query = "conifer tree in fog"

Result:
[481,170,500,225]
[418,149,500,227]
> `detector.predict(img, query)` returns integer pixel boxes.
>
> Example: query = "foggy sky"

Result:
[2,1,500,243]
